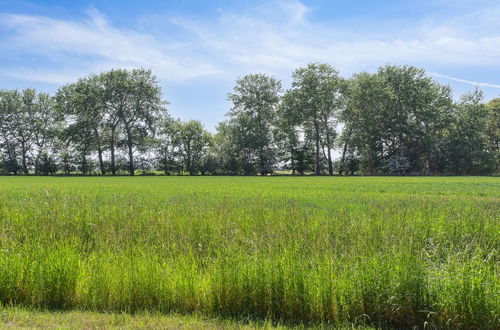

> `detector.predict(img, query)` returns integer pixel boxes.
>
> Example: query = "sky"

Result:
[1,0,500,130]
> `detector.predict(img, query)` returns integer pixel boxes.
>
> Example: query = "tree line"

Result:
[1,64,498,176]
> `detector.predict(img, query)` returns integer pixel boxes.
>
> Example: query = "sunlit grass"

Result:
[0,176,498,328]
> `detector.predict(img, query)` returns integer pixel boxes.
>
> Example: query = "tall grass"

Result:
[0,177,498,328]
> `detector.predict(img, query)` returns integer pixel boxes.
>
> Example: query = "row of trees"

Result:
[1,65,498,176]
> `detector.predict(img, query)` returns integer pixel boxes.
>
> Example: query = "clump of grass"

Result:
[0,176,498,328]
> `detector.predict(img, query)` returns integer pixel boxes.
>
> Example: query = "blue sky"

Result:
[1,0,500,129]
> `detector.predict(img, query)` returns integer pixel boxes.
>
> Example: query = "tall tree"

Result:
[156,117,182,175]
[1,90,59,175]
[59,120,95,175]
[101,69,165,176]
[288,64,344,175]
[342,66,453,175]
[32,92,57,152]
[227,74,282,175]
[56,76,107,175]
[485,98,500,172]
[178,120,211,175]
[342,72,391,174]
[277,89,314,174]
[0,89,40,174]
[99,70,126,175]
[0,92,21,175]
[213,120,243,174]
[377,65,453,173]
[446,90,496,174]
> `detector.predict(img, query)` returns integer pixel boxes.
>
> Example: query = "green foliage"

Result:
[1,64,499,176]
[285,63,345,175]
[34,151,58,175]
[56,69,166,176]
[155,118,212,175]
[177,120,212,175]
[344,65,454,175]
[225,74,282,175]
[212,121,243,174]
[0,140,20,175]
[446,90,497,174]
[0,89,59,175]
[485,98,500,171]
[0,176,498,328]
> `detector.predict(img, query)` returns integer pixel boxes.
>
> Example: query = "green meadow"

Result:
[0,177,498,328]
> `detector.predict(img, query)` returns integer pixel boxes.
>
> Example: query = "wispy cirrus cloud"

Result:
[0,0,499,102]
[0,8,219,84]
[166,0,500,76]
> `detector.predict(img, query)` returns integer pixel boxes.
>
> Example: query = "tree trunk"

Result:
[126,127,134,176]
[259,146,264,175]
[327,148,333,175]
[81,154,87,175]
[21,141,28,175]
[326,131,333,176]
[94,129,105,175]
[369,151,376,175]
[110,127,116,175]
[97,147,104,175]
[314,121,321,175]
[339,128,352,176]
[9,145,18,175]
[127,141,134,176]
[186,145,191,175]
[427,150,433,175]
[339,143,347,176]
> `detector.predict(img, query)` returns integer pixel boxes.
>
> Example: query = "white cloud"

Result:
[0,0,499,90]
[5,69,88,85]
[278,1,310,24]
[0,10,219,84]
[167,0,500,76]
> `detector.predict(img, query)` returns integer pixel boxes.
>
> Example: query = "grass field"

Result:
[0,306,290,329]
[0,176,498,328]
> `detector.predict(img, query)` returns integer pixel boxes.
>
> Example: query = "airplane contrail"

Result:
[429,72,500,89]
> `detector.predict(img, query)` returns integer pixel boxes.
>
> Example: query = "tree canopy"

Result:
[1,65,498,176]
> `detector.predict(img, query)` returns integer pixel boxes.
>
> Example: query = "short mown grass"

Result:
[0,176,498,328]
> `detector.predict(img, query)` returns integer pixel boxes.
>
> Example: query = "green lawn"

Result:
[0,176,498,329]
